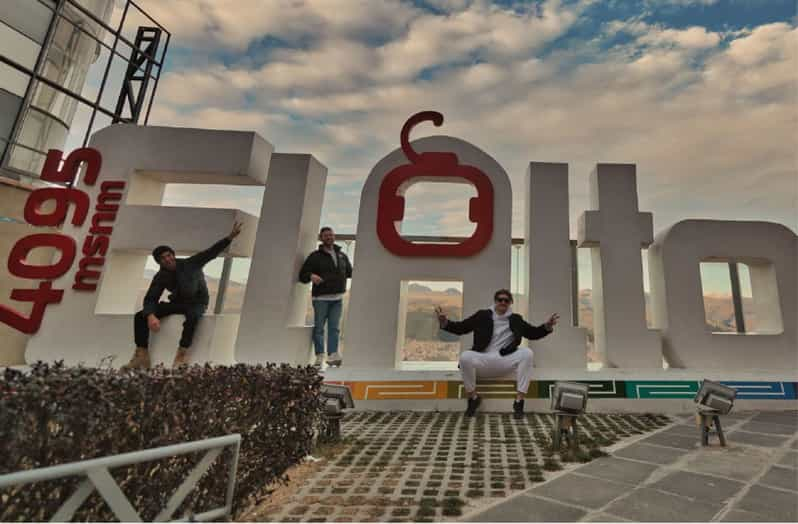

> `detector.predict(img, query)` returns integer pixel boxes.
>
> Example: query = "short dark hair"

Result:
[152,245,175,264]
[494,289,513,302]
[319,226,333,235]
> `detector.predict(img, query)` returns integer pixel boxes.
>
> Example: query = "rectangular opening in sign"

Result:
[399,280,463,371]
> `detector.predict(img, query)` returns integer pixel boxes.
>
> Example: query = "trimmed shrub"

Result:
[0,361,322,521]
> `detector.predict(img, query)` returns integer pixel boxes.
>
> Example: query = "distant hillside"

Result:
[408,283,433,293]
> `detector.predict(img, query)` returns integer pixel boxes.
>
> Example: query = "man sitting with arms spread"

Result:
[125,221,243,369]
[435,289,559,418]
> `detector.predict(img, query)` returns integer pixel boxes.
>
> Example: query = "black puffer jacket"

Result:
[142,238,231,316]
[442,309,551,356]
[298,244,353,297]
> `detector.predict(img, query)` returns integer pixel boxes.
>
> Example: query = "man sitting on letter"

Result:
[435,289,559,418]
[124,221,243,369]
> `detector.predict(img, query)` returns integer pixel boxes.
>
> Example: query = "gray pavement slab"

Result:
[739,421,797,435]
[758,465,798,492]
[662,424,701,437]
[735,484,798,522]
[792,439,798,450]
[612,442,685,465]
[464,494,586,522]
[604,487,722,522]
[751,411,798,428]
[581,512,629,522]
[639,432,699,451]
[648,470,745,505]
[570,457,659,486]
[682,445,776,481]
[777,450,797,469]
[529,472,632,509]
[727,430,791,448]
[719,509,774,522]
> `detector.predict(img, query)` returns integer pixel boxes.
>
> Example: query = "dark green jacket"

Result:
[142,238,231,316]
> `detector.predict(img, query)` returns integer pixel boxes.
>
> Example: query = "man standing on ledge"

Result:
[299,227,353,367]
[125,221,243,369]
[435,289,559,418]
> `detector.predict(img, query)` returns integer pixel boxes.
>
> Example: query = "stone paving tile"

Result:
[719,509,774,522]
[658,424,701,438]
[735,484,798,522]
[792,439,798,450]
[581,512,630,522]
[570,456,659,485]
[529,472,631,509]
[639,432,699,451]
[727,430,791,448]
[612,442,685,465]
[604,487,722,522]
[739,421,797,435]
[681,445,776,481]
[751,411,798,428]
[777,449,798,469]
[649,470,745,505]
[463,494,586,522]
[758,465,798,492]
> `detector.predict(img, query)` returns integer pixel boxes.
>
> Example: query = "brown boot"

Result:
[123,347,151,369]
[172,347,190,368]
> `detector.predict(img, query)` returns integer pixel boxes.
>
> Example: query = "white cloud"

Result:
[144,4,797,238]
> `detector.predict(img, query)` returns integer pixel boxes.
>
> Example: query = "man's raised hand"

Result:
[434,305,448,328]
[228,221,243,240]
[545,313,560,331]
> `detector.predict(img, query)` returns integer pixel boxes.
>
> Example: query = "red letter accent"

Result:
[377,111,494,257]
[73,257,104,291]
[24,187,90,227]
[82,235,110,257]
[0,282,63,334]
[8,234,77,280]
[40,148,102,185]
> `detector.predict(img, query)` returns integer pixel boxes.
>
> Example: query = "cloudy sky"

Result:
[129,0,795,293]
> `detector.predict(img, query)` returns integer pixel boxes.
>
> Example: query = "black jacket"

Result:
[142,237,231,316]
[442,309,551,356]
[298,244,353,297]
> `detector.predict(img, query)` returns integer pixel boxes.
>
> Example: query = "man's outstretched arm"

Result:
[520,313,559,340]
[187,221,242,267]
[437,307,480,335]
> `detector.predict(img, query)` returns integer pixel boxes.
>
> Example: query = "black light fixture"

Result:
[550,381,590,450]
[694,379,736,446]
[320,384,354,442]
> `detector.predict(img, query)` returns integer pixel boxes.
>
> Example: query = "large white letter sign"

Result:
[234,154,327,364]
[648,219,797,371]
[577,164,662,368]
[525,162,588,368]
[26,125,271,366]
[345,114,513,369]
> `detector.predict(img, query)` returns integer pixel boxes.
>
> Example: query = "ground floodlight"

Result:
[320,384,354,442]
[694,379,736,414]
[551,381,589,414]
[321,384,355,409]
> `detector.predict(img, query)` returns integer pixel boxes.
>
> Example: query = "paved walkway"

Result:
[461,411,798,522]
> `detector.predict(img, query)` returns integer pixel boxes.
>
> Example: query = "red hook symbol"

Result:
[376,111,494,257]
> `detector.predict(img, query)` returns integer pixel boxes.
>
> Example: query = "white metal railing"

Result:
[0,434,241,522]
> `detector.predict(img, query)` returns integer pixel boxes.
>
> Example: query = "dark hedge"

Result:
[0,361,323,521]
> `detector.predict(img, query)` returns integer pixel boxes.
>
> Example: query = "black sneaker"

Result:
[513,399,525,419]
[465,396,482,417]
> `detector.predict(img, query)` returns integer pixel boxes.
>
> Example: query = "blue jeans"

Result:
[312,299,342,355]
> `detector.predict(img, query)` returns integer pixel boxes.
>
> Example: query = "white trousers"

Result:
[459,346,535,394]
